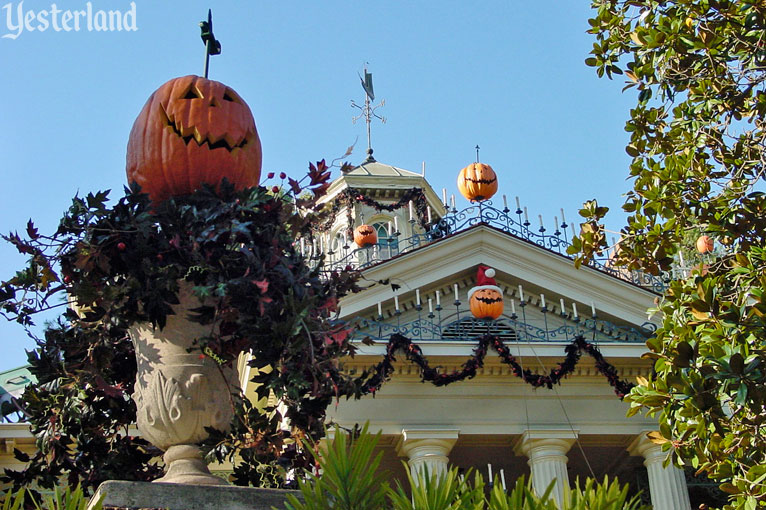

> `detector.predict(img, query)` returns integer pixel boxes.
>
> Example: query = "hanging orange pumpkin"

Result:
[469,288,504,319]
[696,235,714,254]
[457,163,498,202]
[126,75,262,205]
[354,224,378,248]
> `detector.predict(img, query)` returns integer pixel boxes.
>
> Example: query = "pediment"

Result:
[338,223,658,332]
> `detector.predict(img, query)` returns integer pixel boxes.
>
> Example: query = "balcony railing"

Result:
[310,200,668,293]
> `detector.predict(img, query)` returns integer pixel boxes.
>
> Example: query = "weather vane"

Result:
[200,9,221,79]
[351,64,385,163]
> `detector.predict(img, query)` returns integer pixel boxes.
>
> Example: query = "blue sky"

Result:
[0,1,638,371]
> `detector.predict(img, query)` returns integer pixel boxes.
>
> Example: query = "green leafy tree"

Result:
[572,1,766,507]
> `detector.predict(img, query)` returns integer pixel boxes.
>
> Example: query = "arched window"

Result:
[373,222,398,257]
[328,230,350,263]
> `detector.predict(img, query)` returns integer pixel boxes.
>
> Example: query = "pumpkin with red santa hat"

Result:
[468,265,504,319]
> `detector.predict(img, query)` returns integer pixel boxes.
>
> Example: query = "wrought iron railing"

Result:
[309,200,668,292]
[354,308,656,345]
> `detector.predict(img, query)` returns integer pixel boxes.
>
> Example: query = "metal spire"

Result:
[351,64,385,163]
[475,145,480,163]
[200,9,221,79]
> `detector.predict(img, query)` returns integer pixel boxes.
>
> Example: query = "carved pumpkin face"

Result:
[354,224,378,248]
[696,235,714,254]
[470,288,504,320]
[126,75,262,204]
[457,163,498,202]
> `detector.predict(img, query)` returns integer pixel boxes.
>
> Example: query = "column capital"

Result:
[513,429,578,458]
[513,429,578,506]
[396,428,459,484]
[395,428,460,458]
[627,431,667,465]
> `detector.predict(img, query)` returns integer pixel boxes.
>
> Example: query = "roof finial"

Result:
[351,64,386,163]
[200,9,221,79]
[475,145,480,163]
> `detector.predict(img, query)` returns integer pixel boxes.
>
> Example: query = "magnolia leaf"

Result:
[646,430,669,445]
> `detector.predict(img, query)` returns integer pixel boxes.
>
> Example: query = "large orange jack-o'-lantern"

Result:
[470,288,504,320]
[457,162,498,202]
[467,265,504,320]
[354,224,378,248]
[126,75,262,204]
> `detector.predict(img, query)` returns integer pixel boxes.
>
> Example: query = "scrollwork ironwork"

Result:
[305,201,668,292]
[354,314,650,344]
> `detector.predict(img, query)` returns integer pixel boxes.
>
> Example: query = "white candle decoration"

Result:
[394,216,399,232]
[540,293,546,308]
[442,188,448,205]
[319,235,324,253]
[511,299,516,314]
[409,201,414,221]
[343,232,348,245]
[571,223,576,238]
[518,285,524,302]
[416,289,421,306]
[573,302,579,318]
[503,194,508,209]
[591,301,596,316]
[377,302,382,316]
[436,290,441,306]
[561,208,566,224]
[560,298,566,313]
[312,238,316,253]
[539,214,544,228]
[487,463,493,481]
[454,284,459,301]
[388,221,393,236]
[394,294,399,311]
[524,207,529,223]
[515,196,521,209]
[451,194,456,209]
[500,469,506,491]
[427,206,432,224]
[428,298,433,313]
[554,216,559,229]
[300,238,305,255]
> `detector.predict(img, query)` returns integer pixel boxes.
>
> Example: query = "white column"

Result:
[514,430,577,506]
[396,429,459,484]
[628,433,691,510]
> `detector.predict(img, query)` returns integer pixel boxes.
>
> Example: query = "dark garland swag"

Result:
[344,333,635,399]
[313,187,431,237]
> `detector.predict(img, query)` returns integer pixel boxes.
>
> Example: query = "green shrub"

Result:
[1,485,101,510]
[284,423,389,510]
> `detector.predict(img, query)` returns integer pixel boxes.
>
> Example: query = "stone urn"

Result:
[129,284,239,485]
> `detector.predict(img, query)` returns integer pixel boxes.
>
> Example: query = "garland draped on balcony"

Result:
[352,333,635,399]
[314,187,430,236]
